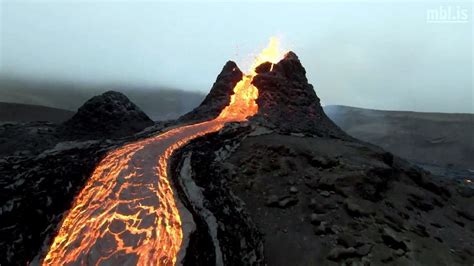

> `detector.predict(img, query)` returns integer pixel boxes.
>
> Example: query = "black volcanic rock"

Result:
[0,91,165,265]
[252,52,348,138]
[63,91,153,138]
[166,53,473,265]
[178,61,243,123]
[211,127,474,266]
[3,52,473,266]
[170,124,264,265]
[0,140,114,265]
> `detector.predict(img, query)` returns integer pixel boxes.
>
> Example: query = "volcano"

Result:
[0,39,472,266]
[169,49,473,265]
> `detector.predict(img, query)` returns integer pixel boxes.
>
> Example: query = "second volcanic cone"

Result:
[251,52,348,138]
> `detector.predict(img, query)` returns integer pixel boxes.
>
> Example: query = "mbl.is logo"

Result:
[426,5,469,23]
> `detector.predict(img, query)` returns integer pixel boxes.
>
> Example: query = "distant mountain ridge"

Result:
[1,80,472,172]
[0,75,205,121]
[1,83,473,266]
[324,105,474,170]
[0,102,75,123]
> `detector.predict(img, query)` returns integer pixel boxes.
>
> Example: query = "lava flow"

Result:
[42,38,284,265]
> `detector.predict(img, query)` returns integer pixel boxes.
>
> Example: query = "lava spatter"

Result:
[43,38,285,265]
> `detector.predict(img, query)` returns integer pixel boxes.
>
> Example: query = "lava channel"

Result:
[42,38,284,266]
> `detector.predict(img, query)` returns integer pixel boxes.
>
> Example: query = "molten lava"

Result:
[216,76,258,121]
[43,38,285,265]
[218,37,284,121]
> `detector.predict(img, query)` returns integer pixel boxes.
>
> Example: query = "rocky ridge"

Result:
[251,52,348,138]
[168,52,473,265]
[62,91,154,138]
[0,53,472,266]
[0,91,159,265]
[178,61,243,123]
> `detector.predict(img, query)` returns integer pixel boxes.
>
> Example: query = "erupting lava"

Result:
[43,38,285,265]
[218,37,283,121]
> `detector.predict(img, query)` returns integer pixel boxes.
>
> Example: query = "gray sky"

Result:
[1,0,472,113]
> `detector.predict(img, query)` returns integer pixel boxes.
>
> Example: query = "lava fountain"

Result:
[42,38,285,265]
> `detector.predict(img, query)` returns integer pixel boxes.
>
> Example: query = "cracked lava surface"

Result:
[42,38,284,265]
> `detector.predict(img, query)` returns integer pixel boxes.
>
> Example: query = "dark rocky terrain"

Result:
[3,101,471,181]
[0,75,204,121]
[325,105,474,180]
[0,91,164,265]
[0,102,74,123]
[178,61,242,124]
[0,91,157,158]
[0,53,472,265]
[171,123,265,265]
[62,91,154,138]
[0,139,112,264]
[252,52,347,138]
[167,53,473,265]
[224,132,473,265]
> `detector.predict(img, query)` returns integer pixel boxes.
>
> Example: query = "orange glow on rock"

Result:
[218,37,285,121]
[42,121,225,266]
[216,76,258,121]
[250,37,283,75]
[43,37,285,265]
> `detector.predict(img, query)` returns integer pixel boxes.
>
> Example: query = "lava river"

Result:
[42,38,284,265]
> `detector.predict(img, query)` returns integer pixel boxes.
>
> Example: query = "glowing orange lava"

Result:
[218,37,283,121]
[43,38,285,265]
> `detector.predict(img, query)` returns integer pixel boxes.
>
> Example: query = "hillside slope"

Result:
[0,102,74,123]
[0,75,204,121]
[325,105,474,170]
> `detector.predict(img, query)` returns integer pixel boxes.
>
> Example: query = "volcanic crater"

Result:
[170,52,474,265]
[0,45,472,266]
